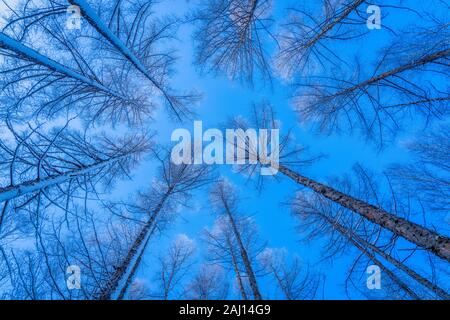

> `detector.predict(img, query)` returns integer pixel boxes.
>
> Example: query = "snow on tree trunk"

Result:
[320,213,450,300]
[279,164,450,262]
[0,32,121,98]
[305,0,365,49]
[0,155,127,203]
[68,0,171,104]
[96,188,173,300]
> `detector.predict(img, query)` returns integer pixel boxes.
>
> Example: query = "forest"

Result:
[0,0,449,300]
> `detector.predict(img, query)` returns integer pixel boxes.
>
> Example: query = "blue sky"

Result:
[107,0,450,299]
[1,0,447,300]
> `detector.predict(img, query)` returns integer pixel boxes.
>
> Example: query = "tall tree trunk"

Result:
[0,32,121,98]
[321,213,450,300]
[0,155,128,203]
[271,267,292,300]
[226,235,249,300]
[95,188,173,300]
[305,0,365,49]
[68,0,177,114]
[279,164,450,262]
[223,202,262,300]
[116,222,158,300]
[331,49,450,97]
[347,231,421,299]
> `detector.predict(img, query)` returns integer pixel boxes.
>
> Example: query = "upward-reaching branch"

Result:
[211,180,263,300]
[293,191,449,300]
[276,0,366,77]
[69,0,198,119]
[231,103,450,262]
[191,0,273,84]
[0,123,150,205]
[0,32,122,98]
[295,25,450,143]
[96,153,212,299]
[279,164,450,262]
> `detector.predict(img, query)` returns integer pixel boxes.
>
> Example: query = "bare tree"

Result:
[204,217,250,299]
[95,150,212,300]
[1,0,197,124]
[275,0,368,78]
[150,234,196,300]
[0,120,149,200]
[259,248,321,300]
[191,0,273,84]
[229,103,450,262]
[0,198,141,299]
[294,22,450,144]
[0,118,150,299]
[68,0,200,120]
[182,264,229,300]
[0,31,150,125]
[0,119,150,237]
[207,179,264,300]
[389,124,450,215]
[279,165,450,262]
[291,168,450,299]
[127,279,152,300]
[292,191,421,299]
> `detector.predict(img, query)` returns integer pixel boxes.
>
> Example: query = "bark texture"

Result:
[321,214,450,300]
[279,164,450,262]
[223,201,262,300]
